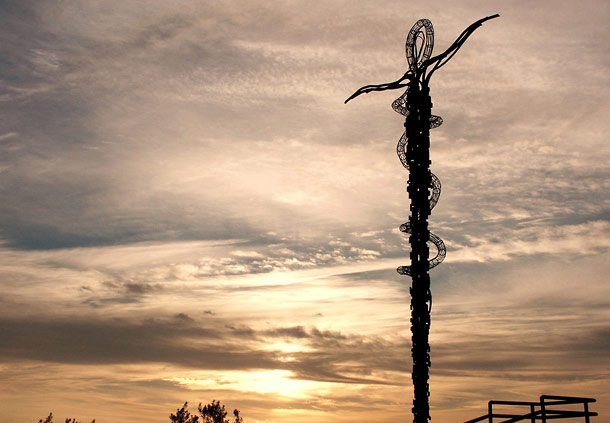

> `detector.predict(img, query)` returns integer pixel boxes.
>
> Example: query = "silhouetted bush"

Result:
[35,413,95,423]
[34,399,242,423]
[36,414,53,423]
[170,400,243,423]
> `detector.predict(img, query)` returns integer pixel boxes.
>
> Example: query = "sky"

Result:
[0,1,609,422]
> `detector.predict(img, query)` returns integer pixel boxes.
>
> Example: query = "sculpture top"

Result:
[344,14,499,103]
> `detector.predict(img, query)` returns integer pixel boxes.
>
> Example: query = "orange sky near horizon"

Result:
[0,1,608,422]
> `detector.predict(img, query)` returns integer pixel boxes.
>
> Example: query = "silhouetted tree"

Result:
[198,400,242,423]
[170,402,199,423]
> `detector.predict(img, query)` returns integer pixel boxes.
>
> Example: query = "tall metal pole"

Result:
[397,76,442,423]
[346,15,498,422]
[405,80,433,422]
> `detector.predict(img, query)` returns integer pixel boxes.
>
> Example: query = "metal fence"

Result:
[464,395,597,423]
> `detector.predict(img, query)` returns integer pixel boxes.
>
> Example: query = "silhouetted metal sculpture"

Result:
[346,15,499,423]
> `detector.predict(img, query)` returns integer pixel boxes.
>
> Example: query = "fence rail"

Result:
[464,394,597,423]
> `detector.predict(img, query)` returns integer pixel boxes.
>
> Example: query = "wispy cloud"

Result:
[0,1,608,422]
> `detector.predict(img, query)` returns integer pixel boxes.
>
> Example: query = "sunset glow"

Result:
[0,1,608,422]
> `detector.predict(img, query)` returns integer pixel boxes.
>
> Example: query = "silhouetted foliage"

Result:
[35,413,95,423]
[35,400,242,423]
[169,400,243,423]
[170,402,199,423]
[37,413,53,423]
[169,400,244,423]
[198,400,243,423]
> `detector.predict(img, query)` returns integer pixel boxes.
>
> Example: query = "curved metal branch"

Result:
[344,71,414,104]
[423,14,499,82]
[344,14,499,103]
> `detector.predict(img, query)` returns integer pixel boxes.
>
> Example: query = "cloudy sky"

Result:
[0,1,608,422]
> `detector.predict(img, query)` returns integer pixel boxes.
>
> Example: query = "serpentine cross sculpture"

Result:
[345,14,499,422]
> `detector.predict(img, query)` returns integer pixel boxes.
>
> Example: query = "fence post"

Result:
[540,397,547,423]
[584,401,590,423]
[488,401,493,423]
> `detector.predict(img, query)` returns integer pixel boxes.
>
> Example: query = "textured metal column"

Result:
[406,82,432,423]
[345,15,499,423]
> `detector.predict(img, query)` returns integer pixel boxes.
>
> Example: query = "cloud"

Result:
[0,0,607,259]
[0,316,272,368]
[0,1,609,422]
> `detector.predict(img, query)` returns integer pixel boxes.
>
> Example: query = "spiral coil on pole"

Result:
[392,89,446,277]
